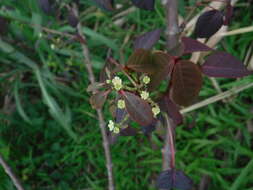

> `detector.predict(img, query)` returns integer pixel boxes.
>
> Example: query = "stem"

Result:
[165,0,180,51]
[162,114,175,170]
[0,154,24,190]
[74,5,115,190]
[161,0,179,172]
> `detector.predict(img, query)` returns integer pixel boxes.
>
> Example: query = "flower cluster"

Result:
[112,76,123,91]
[108,120,120,134]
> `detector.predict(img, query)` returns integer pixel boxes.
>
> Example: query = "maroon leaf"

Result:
[148,51,173,90]
[159,95,183,126]
[122,91,154,126]
[171,61,203,106]
[182,37,213,54]
[126,49,153,74]
[38,0,52,14]
[134,29,162,50]
[131,0,155,11]
[93,0,114,11]
[156,169,193,190]
[120,126,138,136]
[87,82,105,92]
[141,120,157,135]
[202,52,253,78]
[67,10,79,28]
[194,10,224,38]
[89,91,110,109]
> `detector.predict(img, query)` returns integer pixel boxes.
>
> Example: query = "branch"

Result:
[73,5,115,190]
[0,153,24,190]
[164,0,180,51]
[161,0,179,173]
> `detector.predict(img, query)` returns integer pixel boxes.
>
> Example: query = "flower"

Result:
[112,76,122,91]
[142,76,150,84]
[113,127,120,134]
[108,120,115,131]
[152,106,160,117]
[106,79,111,84]
[140,91,149,100]
[117,99,125,109]
[50,44,55,50]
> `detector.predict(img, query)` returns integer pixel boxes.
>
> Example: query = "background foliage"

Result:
[0,0,253,189]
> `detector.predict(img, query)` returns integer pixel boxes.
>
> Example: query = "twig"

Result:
[217,26,253,37]
[74,6,115,190]
[162,115,175,170]
[180,82,253,114]
[0,153,24,190]
[164,0,180,51]
[161,0,179,173]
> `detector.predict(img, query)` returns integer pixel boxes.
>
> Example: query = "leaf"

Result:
[141,120,157,135]
[115,108,127,123]
[93,0,114,11]
[156,169,193,190]
[90,91,110,109]
[126,49,154,74]
[38,0,52,14]
[131,0,155,11]
[126,50,173,90]
[120,126,138,136]
[202,52,253,78]
[68,10,79,28]
[122,91,154,126]
[134,29,162,50]
[181,37,213,54]
[148,51,173,90]
[171,61,203,106]
[194,10,224,38]
[159,95,183,126]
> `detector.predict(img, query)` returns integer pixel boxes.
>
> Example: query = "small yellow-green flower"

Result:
[106,79,111,84]
[117,99,125,109]
[142,76,151,84]
[108,120,115,131]
[113,127,120,134]
[50,44,55,50]
[112,76,123,91]
[140,91,149,100]
[152,106,160,117]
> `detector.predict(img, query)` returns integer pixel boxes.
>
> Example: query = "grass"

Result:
[0,0,253,189]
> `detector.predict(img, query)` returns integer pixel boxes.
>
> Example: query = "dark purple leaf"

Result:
[182,37,213,54]
[141,120,157,135]
[126,49,154,74]
[120,126,138,136]
[202,52,253,78]
[38,0,52,14]
[93,0,114,11]
[156,169,193,190]
[134,29,162,50]
[159,95,183,126]
[194,10,224,38]
[68,10,79,28]
[131,0,155,11]
[122,91,154,126]
[171,61,203,106]
[115,108,127,123]
[90,91,110,109]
